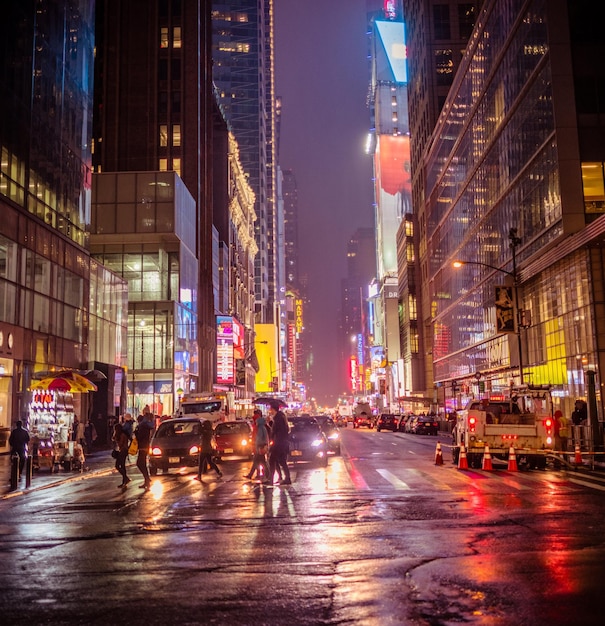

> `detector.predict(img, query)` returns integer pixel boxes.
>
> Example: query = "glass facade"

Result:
[424,0,601,415]
[91,171,199,417]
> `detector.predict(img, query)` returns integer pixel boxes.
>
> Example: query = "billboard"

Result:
[375,20,407,84]
[216,316,234,385]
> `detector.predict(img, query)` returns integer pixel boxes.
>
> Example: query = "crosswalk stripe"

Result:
[376,468,411,489]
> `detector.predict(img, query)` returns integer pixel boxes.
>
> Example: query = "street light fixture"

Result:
[453,228,525,384]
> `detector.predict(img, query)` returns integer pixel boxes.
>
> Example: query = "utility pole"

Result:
[509,228,524,385]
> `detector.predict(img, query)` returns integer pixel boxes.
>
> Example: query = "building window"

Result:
[433,5,451,40]
[173,27,181,48]
[159,159,168,172]
[172,124,181,147]
[582,162,605,214]
[435,49,453,86]
[172,158,181,177]
[159,125,168,147]
[458,4,476,39]
[160,27,169,48]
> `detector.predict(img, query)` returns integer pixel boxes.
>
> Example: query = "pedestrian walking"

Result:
[121,412,135,441]
[268,400,291,485]
[570,399,587,448]
[72,416,85,447]
[9,420,30,475]
[112,423,130,488]
[553,410,569,469]
[134,413,154,490]
[196,420,222,480]
[84,419,97,453]
[244,409,270,481]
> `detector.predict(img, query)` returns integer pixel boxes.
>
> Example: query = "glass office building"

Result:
[424,0,605,419]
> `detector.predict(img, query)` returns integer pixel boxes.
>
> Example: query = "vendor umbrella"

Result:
[252,396,287,408]
[30,371,98,393]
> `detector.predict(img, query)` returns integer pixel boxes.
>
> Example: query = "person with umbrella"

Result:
[267,399,291,485]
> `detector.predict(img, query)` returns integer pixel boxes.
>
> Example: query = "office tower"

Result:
[0,1,126,445]
[92,0,217,400]
[212,1,278,325]
[403,0,483,400]
[419,0,605,425]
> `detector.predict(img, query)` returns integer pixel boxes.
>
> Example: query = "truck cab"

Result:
[177,394,228,424]
[453,386,554,469]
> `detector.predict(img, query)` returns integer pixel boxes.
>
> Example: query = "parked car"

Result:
[315,415,341,455]
[397,415,412,432]
[287,416,329,466]
[410,415,439,436]
[404,415,418,433]
[149,417,205,475]
[213,420,253,459]
[353,412,373,429]
[376,413,399,432]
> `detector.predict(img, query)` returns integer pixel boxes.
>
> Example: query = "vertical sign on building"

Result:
[216,316,234,384]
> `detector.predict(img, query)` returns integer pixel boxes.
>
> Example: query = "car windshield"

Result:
[215,422,249,435]
[289,417,319,431]
[156,421,202,437]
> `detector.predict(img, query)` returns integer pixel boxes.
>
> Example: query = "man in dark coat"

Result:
[9,420,30,474]
[134,413,154,490]
[268,400,291,485]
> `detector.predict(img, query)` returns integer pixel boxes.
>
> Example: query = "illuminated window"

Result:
[172,124,181,147]
[173,158,181,177]
[159,125,168,147]
[173,27,181,48]
[582,162,605,214]
[159,159,168,171]
[160,27,168,48]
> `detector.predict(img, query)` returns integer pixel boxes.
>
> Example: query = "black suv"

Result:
[376,413,399,432]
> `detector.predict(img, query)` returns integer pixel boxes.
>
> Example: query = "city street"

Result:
[1,427,605,625]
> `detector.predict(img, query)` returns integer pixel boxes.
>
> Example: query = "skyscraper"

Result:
[212,1,278,325]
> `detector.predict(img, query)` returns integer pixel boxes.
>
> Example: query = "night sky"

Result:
[275,0,375,406]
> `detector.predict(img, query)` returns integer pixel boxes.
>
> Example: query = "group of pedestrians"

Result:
[112,412,154,490]
[244,399,291,486]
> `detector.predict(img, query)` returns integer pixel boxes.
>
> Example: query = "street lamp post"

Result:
[453,228,525,385]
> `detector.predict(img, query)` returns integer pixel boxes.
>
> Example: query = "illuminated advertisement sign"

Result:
[295,299,303,333]
[349,356,359,393]
[216,316,234,384]
[375,20,407,84]
[375,134,411,275]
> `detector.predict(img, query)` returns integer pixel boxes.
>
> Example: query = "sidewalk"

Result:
[1,448,117,499]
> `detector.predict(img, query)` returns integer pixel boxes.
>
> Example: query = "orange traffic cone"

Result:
[574,444,582,465]
[482,443,493,470]
[507,445,518,471]
[434,441,444,466]
[457,443,468,470]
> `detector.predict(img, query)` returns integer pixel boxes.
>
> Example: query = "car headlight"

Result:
[311,438,324,447]
[151,446,163,456]
[189,445,200,455]
[328,432,339,440]
[241,438,249,446]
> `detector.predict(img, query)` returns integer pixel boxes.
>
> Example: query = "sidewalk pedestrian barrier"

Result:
[25,455,33,489]
[434,441,443,466]
[457,443,468,470]
[574,444,582,465]
[9,453,19,491]
[482,444,493,471]
[507,446,518,472]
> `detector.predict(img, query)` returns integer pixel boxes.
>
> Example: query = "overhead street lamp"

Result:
[453,228,525,385]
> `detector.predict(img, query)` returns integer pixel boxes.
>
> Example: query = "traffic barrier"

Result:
[434,441,443,466]
[507,446,518,471]
[457,443,468,470]
[482,443,493,471]
[574,444,582,465]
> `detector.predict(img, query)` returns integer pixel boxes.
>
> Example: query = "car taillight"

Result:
[189,445,200,455]
[151,446,162,456]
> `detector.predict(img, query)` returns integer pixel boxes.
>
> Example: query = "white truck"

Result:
[452,385,555,469]
[177,393,228,423]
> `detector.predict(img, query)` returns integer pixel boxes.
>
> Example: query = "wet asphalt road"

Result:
[1,428,605,625]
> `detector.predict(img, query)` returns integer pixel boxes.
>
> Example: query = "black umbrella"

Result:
[252,396,287,408]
